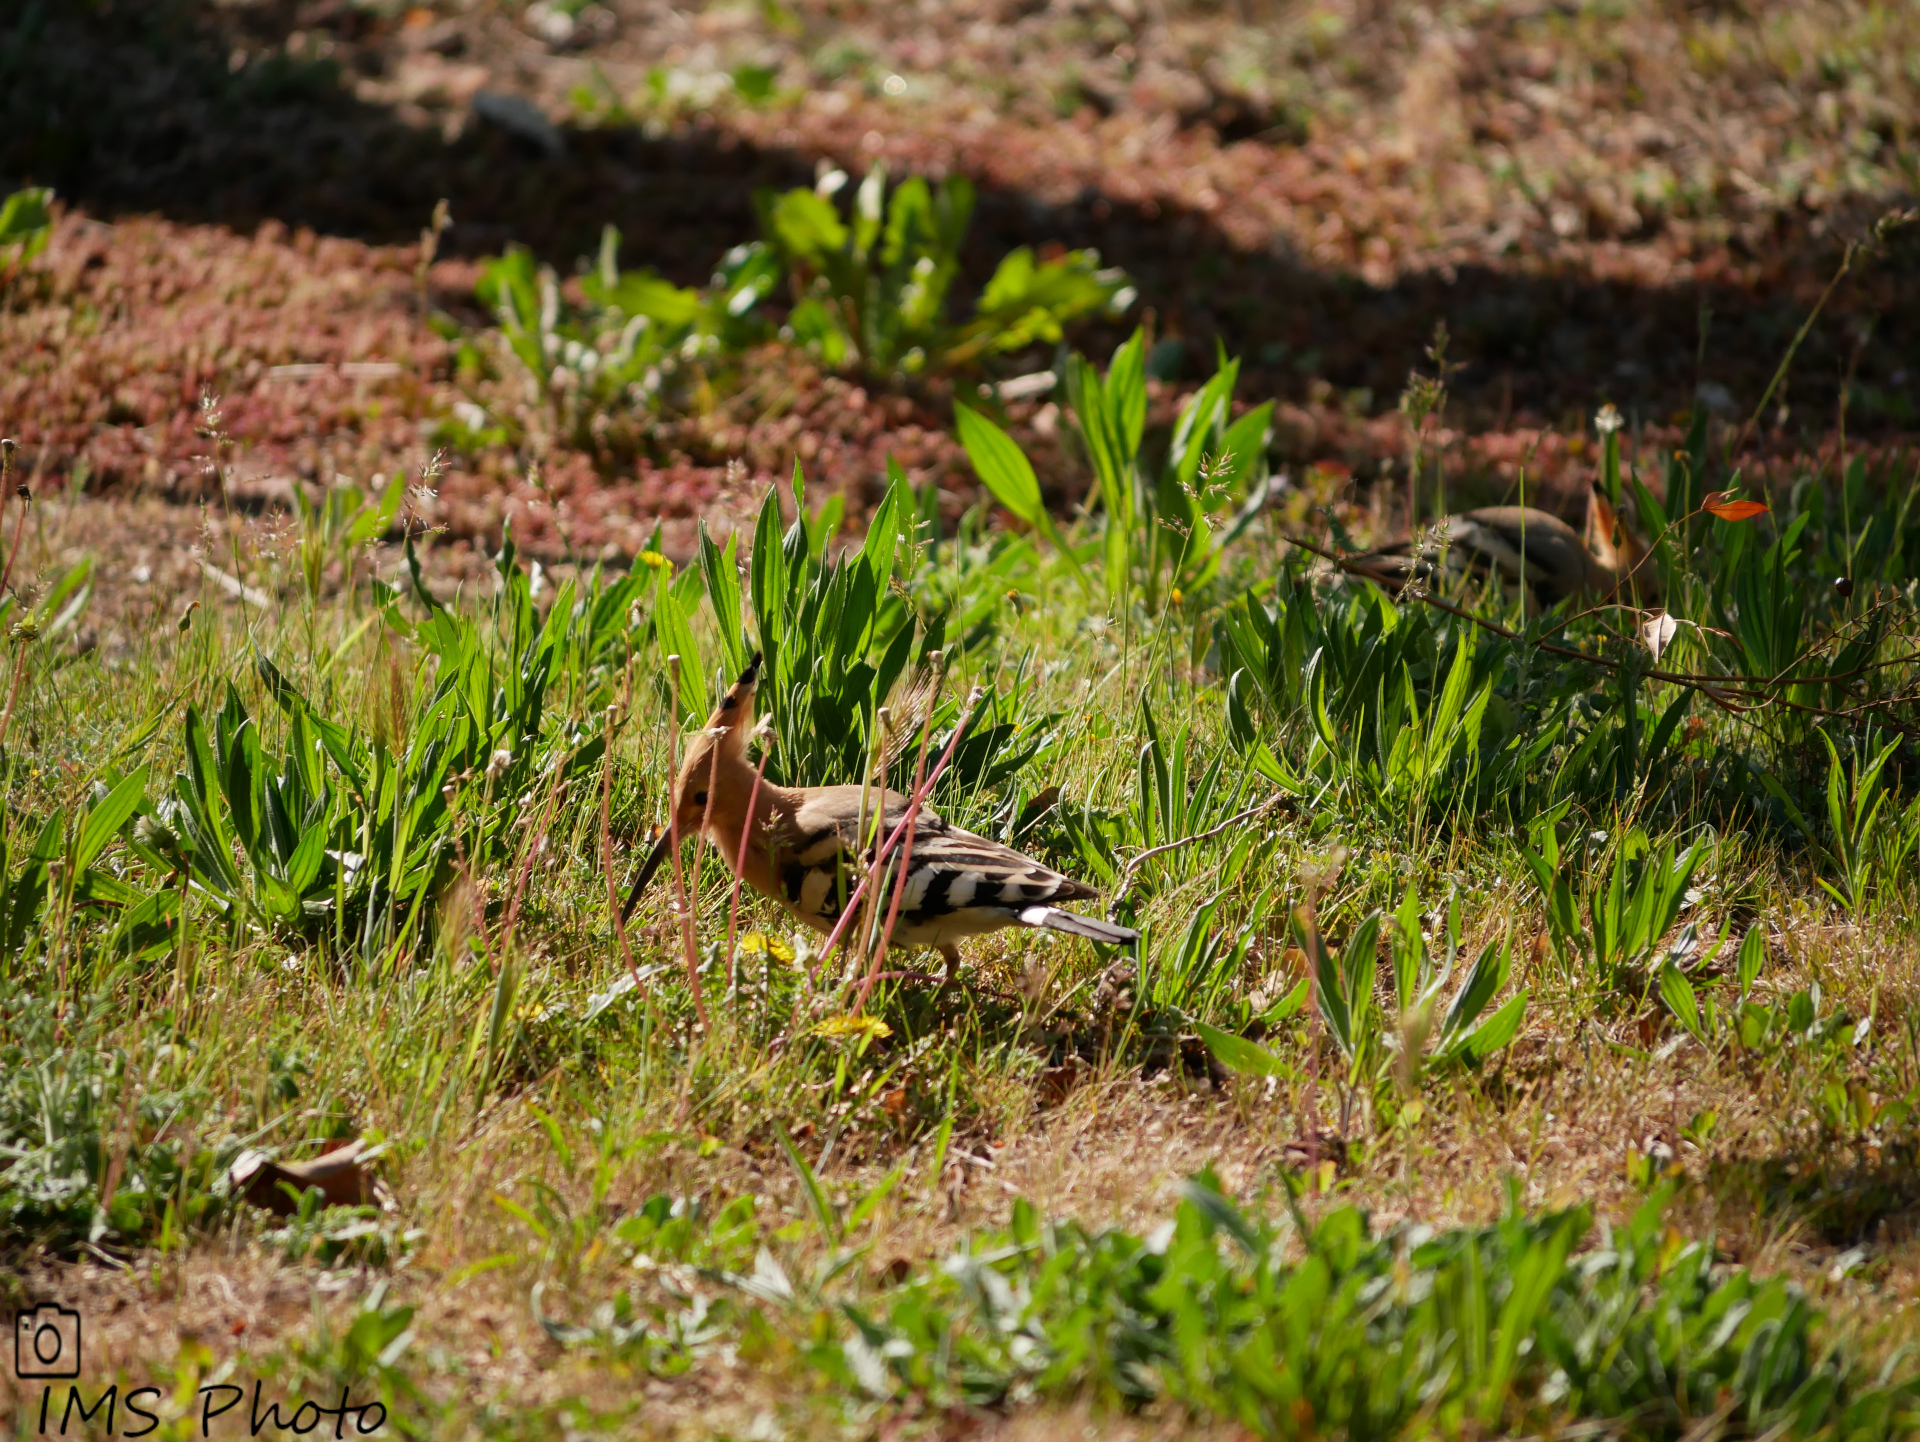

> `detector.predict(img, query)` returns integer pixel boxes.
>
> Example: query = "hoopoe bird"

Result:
[1349,485,1657,609]
[621,654,1138,975]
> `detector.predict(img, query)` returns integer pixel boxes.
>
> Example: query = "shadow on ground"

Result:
[1710,1135,1920,1253]
[7,0,1919,444]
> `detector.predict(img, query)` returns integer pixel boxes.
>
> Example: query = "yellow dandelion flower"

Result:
[814,1014,892,1041]
[638,550,670,570]
[737,932,796,962]
[1170,588,1183,605]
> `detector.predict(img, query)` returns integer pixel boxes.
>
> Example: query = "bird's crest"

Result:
[1585,484,1658,599]
[683,651,763,777]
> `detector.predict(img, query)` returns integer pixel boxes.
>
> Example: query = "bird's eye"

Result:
[692,790,708,806]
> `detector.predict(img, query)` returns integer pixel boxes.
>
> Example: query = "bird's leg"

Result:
[939,944,962,986]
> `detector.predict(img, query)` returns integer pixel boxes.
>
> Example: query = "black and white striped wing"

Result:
[887,822,1098,939]
[763,788,1123,946]
[763,785,884,928]
[1356,510,1587,607]
[1441,512,1587,604]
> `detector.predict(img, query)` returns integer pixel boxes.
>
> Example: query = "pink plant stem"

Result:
[600,699,648,1000]
[725,739,772,992]
[690,740,720,956]
[502,756,567,945]
[856,705,941,1014]
[0,475,32,759]
[664,659,709,1031]
[810,687,985,981]
[0,475,27,603]
[0,640,28,762]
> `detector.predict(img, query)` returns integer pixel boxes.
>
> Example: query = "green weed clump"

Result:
[464,224,780,451]
[0,187,52,283]
[0,981,237,1253]
[451,166,1133,460]
[824,1179,1920,1440]
[760,162,1132,380]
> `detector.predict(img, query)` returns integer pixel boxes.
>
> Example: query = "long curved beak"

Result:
[620,826,675,924]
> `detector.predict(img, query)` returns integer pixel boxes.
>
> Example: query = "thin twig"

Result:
[853,706,889,924]
[1108,794,1288,914]
[725,726,773,993]
[0,444,26,601]
[502,756,568,944]
[600,689,647,1001]
[863,658,947,957]
[810,686,987,981]
[0,456,33,761]
[0,633,30,762]
[848,705,893,977]
[664,656,709,1031]
[694,738,721,960]
[858,675,946,1013]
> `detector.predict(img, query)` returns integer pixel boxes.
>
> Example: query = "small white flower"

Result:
[486,747,513,780]
[1594,403,1624,436]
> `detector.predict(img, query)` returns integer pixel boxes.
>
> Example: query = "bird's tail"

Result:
[1019,906,1139,946]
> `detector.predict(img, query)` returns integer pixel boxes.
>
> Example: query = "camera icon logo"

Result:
[14,1303,81,1379]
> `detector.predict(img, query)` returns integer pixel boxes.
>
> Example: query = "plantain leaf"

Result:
[654,564,708,721]
[76,766,148,872]
[1195,1020,1293,1079]
[699,522,747,675]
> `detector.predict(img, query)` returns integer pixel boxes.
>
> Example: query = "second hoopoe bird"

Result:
[1349,484,1658,609]
[621,655,1138,975]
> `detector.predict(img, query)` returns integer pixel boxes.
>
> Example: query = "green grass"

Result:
[447,171,1130,467]
[3,332,1920,1436]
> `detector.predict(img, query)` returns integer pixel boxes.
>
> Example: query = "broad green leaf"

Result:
[750,485,789,679]
[348,471,408,547]
[655,564,708,721]
[1296,909,1351,1056]
[1659,963,1703,1041]
[1391,886,1425,1013]
[1177,1176,1263,1256]
[776,1124,841,1245]
[0,187,52,243]
[1479,1210,1577,1422]
[76,766,148,871]
[861,473,907,587]
[1106,328,1147,459]
[807,493,846,556]
[955,403,1042,524]
[1338,912,1382,1036]
[1736,924,1766,1003]
[767,188,848,259]
[0,187,52,263]
[287,820,331,894]
[1461,991,1528,1061]
[855,162,889,260]
[699,522,747,676]
[1442,937,1509,1041]
[1194,1020,1293,1079]
[954,404,1089,592]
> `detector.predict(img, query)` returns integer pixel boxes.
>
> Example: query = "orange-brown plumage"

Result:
[623,656,1135,972]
